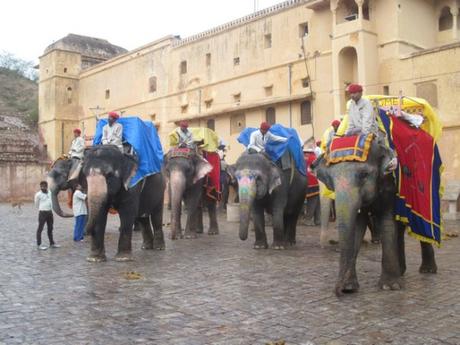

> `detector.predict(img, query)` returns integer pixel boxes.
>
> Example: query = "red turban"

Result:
[108,111,120,119]
[260,122,271,131]
[179,120,189,128]
[73,128,81,135]
[331,120,341,127]
[347,84,363,93]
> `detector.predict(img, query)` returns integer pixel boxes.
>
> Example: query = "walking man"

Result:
[34,181,60,250]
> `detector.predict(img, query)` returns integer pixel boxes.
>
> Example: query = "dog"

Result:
[10,200,24,214]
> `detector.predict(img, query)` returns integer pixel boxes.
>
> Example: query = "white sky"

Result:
[1,0,282,63]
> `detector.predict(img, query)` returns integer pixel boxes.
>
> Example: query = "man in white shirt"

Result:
[72,185,87,242]
[248,122,287,153]
[176,121,195,149]
[34,181,59,250]
[102,112,123,152]
[345,84,378,136]
[68,128,85,159]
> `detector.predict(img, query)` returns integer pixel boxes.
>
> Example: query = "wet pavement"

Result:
[0,203,459,345]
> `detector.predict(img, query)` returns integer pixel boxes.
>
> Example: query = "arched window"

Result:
[300,101,312,125]
[66,86,72,104]
[265,107,276,125]
[439,6,453,31]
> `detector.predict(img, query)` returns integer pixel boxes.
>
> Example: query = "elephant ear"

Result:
[193,156,213,184]
[68,160,83,182]
[268,165,282,194]
[122,157,138,190]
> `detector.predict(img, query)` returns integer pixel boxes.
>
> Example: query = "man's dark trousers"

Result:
[37,210,54,246]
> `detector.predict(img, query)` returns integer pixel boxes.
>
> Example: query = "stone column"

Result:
[451,7,459,40]
[355,0,364,19]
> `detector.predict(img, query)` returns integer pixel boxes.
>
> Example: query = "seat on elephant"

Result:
[325,133,374,165]
[169,147,194,159]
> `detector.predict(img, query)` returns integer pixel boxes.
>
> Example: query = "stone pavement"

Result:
[0,203,459,345]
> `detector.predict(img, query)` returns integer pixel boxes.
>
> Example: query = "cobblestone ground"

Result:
[0,203,459,345]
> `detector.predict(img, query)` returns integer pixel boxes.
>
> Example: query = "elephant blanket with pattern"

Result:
[325,134,373,165]
[378,108,443,247]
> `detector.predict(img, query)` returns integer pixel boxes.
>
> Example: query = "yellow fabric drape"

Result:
[168,127,219,152]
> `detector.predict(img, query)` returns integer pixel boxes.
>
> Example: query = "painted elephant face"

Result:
[235,153,281,241]
[313,141,394,207]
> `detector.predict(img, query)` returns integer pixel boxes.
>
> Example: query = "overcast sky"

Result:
[1,0,282,63]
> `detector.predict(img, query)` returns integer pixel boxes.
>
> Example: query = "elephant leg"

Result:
[419,241,437,273]
[368,213,381,244]
[87,205,109,262]
[378,213,403,291]
[272,209,285,250]
[397,222,406,275]
[320,197,333,248]
[184,188,201,239]
[115,207,136,261]
[139,217,154,250]
[195,201,204,234]
[253,204,268,249]
[207,197,219,235]
[284,202,303,246]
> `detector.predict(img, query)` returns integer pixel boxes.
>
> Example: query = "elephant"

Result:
[163,149,219,239]
[234,152,307,249]
[312,139,437,296]
[48,146,166,262]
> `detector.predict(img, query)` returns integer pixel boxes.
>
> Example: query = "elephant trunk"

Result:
[335,184,362,288]
[238,176,256,241]
[47,177,73,218]
[85,173,108,236]
[169,170,186,238]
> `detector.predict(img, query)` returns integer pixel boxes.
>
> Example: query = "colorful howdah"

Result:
[378,108,443,246]
[325,134,373,165]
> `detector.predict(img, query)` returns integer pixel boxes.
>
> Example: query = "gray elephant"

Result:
[163,149,218,239]
[313,140,437,296]
[48,146,166,262]
[235,152,307,249]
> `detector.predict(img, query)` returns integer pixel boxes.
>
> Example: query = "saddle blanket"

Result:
[326,134,373,165]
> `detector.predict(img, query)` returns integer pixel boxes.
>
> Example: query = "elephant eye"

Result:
[358,171,369,180]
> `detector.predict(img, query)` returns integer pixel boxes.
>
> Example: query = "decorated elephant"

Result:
[82,146,165,261]
[163,148,219,239]
[234,152,307,249]
[313,138,437,296]
[48,146,166,262]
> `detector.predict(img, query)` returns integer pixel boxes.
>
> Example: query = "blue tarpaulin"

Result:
[237,125,306,176]
[93,117,164,187]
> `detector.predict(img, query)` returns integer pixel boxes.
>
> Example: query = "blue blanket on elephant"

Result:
[93,117,163,187]
[237,125,306,176]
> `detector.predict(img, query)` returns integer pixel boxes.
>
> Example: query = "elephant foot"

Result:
[287,240,296,247]
[115,253,134,262]
[371,239,381,244]
[378,276,402,291]
[272,241,286,250]
[419,263,437,274]
[153,238,166,250]
[184,232,197,239]
[141,242,153,250]
[208,228,219,235]
[86,254,107,263]
[335,279,360,296]
[253,241,268,249]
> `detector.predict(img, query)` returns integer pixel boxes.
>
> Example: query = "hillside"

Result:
[0,67,38,125]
